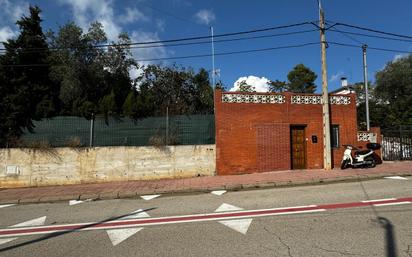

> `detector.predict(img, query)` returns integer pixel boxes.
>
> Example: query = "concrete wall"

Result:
[0,145,215,188]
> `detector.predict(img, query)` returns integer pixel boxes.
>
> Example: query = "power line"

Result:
[334,22,412,40]
[328,41,412,53]
[0,29,318,54]
[329,29,412,43]
[0,21,312,52]
[0,41,319,67]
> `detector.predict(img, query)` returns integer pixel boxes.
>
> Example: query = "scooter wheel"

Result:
[341,159,349,170]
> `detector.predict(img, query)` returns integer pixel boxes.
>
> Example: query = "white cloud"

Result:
[194,9,215,25]
[130,30,167,64]
[0,0,29,45]
[0,26,16,42]
[393,54,406,62]
[329,71,344,82]
[58,0,121,41]
[120,7,148,24]
[230,76,271,92]
[0,0,28,22]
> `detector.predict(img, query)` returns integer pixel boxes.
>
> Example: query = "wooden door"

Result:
[291,126,306,169]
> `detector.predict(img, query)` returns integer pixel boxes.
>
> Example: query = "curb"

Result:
[0,173,411,205]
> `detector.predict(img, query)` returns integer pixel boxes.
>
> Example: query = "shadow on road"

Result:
[0,207,157,253]
[378,217,398,257]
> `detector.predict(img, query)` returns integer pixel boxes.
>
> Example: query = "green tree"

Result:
[236,80,255,92]
[0,5,56,146]
[268,80,288,93]
[131,65,214,118]
[287,64,317,93]
[375,55,412,127]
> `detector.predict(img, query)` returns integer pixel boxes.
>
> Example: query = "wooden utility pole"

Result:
[319,2,332,170]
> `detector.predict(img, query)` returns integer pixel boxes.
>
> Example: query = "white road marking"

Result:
[11,216,47,228]
[0,204,15,209]
[69,199,92,206]
[215,203,243,212]
[373,201,411,207]
[384,176,408,180]
[119,209,150,220]
[361,198,397,203]
[211,190,227,196]
[106,228,143,246]
[219,219,253,235]
[140,195,160,201]
[0,216,47,245]
[0,237,17,245]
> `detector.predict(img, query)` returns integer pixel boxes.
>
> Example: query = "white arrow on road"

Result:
[106,209,150,246]
[0,204,15,209]
[215,203,252,235]
[69,199,92,206]
[0,216,47,246]
[106,228,143,246]
[384,176,408,180]
[140,195,160,201]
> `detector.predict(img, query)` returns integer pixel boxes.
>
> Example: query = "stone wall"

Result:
[0,145,215,188]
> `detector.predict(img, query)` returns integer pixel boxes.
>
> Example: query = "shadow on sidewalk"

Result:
[0,207,157,253]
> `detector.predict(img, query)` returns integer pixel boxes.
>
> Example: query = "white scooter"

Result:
[341,143,381,169]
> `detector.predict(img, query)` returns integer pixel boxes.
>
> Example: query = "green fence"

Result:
[21,115,215,147]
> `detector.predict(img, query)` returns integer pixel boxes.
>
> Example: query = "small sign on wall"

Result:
[5,165,20,175]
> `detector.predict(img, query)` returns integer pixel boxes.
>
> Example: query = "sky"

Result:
[1,0,412,93]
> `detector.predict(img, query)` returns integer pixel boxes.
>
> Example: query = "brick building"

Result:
[214,88,380,175]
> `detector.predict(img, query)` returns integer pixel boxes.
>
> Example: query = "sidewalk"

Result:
[1,161,411,204]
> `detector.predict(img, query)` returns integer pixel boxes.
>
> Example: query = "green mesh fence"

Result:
[21,115,215,147]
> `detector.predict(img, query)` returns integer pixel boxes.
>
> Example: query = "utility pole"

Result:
[362,44,370,131]
[319,1,332,170]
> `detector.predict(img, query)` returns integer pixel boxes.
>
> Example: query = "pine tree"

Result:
[0,6,56,146]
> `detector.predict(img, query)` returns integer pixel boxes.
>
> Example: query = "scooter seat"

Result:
[355,150,371,155]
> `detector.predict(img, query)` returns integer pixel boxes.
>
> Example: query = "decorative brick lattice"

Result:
[221,94,285,104]
[291,95,322,104]
[291,95,351,105]
[330,96,351,105]
[358,132,377,142]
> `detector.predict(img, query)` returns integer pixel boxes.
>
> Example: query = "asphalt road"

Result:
[1,177,412,257]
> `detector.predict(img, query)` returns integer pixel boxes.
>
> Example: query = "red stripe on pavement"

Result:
[1,197,411,238]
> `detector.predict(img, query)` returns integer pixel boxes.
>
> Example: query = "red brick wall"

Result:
[215,89,359,175]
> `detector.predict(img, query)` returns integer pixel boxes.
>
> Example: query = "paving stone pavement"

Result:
[0,161,411,204]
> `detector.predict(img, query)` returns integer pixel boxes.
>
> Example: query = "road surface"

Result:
[1,176,412,257]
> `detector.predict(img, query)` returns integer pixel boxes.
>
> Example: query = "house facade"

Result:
[214,88,379,175]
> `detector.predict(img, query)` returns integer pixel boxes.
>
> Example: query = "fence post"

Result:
[166,107,169,146]
[399,126,403,160]
[89,113,95,148]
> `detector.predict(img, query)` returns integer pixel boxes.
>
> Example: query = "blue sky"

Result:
[1,0,412,92]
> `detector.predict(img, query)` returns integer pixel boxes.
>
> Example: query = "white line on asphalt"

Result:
[361,198,397,203]
[211,190,227,196]
[140,195,160,201]
[0,204,15,209]
[384,176,408,180]
[373,201,411,207]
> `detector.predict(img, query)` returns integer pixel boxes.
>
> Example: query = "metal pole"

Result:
[89,113,94,147]
[362,44,370,131]
[319,1,332,170]
[166,106,169,146]
[211,26,216,88]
